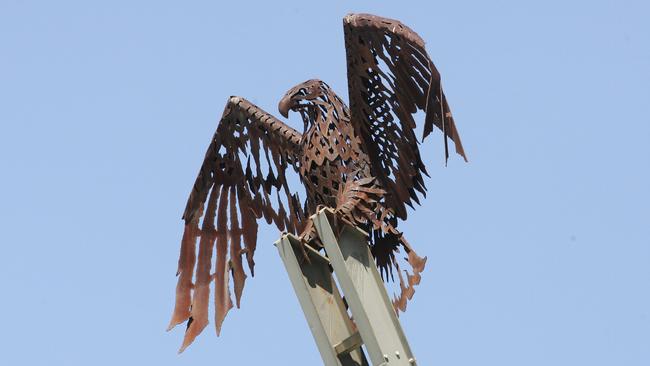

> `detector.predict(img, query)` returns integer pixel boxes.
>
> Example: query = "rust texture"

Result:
[168,13,467,352]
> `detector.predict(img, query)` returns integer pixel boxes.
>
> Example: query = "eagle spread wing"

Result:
[167,97,304,352]
[344,13,467,220]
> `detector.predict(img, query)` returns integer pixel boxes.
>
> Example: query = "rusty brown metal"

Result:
[168,13,467,352]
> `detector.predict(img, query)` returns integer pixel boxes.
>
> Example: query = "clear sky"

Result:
[1,1,648,365]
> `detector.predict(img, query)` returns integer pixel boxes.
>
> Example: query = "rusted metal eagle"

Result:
[168,13,467,352]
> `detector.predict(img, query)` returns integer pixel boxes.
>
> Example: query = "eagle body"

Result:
[168,13,467,352]
[290,82,410,277]
[296,84,371,210]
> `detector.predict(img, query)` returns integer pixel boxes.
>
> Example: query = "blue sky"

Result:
[1,1,648,365]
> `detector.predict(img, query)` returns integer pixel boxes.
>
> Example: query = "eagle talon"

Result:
[297,214,319,245]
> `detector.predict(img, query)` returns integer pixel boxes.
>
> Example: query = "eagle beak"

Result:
[278,95,292,118]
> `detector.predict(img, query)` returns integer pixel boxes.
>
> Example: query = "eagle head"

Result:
[278,79,336,130]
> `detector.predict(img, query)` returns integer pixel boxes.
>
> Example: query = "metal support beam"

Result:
[276,234,368,366]
[314,209,416,366]
[277,208,417,366]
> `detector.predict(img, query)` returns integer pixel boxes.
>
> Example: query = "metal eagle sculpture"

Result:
[168,13,467,352]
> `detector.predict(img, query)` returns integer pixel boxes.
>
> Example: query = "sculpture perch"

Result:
[167,13,467,353]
